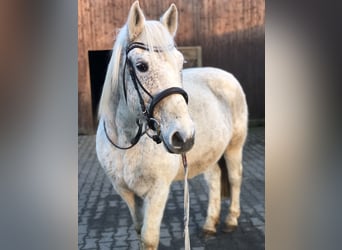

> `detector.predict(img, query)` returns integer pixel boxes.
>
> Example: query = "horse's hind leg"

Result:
[203,164,221,235]
[223,138,245,232]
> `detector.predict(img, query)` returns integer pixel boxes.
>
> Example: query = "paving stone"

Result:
[83,238,97,249]
[115,227,128,237]
[99,232,114,242]
[250,217,264,226]
[98,242,112,250]
[127,231,139,241]
[170,222,181,231]
[128,240,140,249]
[78,224,88,234]
[160,228,171,238]
[257,225,265,235]
[171,231,183,239]
[254,204,264,212]
[159,237,171,247]
[112,247,128,250]
[78,233,86,245]
[78,127,265,249]
[113,236,128,247]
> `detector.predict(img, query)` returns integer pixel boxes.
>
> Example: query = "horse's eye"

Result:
[136,62,148,72]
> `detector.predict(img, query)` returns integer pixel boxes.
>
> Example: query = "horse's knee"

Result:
[229,172,242,185]
[204,167,221,191]
[225,148,243,174]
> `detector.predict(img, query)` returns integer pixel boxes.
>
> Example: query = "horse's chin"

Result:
[163,142,181,154]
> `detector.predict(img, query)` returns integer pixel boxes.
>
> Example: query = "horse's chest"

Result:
[96,145,152,195]
[117,142,180,196]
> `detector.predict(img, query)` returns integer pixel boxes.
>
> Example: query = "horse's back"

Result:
[183,67,239,94]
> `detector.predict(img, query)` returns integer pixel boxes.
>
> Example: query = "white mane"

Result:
[98,21,176,118]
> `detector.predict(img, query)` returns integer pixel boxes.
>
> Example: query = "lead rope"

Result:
[182,153,191,250]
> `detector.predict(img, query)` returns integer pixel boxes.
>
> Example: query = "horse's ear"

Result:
[160,3,178,37]
[127,1,145,41]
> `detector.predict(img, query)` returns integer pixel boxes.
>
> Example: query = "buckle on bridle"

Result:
[146,118,162,144]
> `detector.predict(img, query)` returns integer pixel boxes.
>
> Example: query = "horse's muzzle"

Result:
[165,130,195,154]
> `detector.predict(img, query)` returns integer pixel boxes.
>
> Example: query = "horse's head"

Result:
[123,1,195,154]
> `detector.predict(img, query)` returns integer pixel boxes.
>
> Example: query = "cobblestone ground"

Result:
[78,127,264,250]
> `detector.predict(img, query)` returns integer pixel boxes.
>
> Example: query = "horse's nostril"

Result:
[171,131,185,148]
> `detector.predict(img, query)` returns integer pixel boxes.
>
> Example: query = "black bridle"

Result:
[104,42,188,149]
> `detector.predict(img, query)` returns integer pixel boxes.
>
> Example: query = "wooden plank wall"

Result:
[78,0,265,134]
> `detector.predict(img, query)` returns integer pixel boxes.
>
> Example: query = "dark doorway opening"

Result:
[88,50,112,127]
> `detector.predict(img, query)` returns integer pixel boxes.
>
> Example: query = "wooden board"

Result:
[178,46,202,68]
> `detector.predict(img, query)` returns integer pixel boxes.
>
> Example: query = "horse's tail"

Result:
[218,156,231,198]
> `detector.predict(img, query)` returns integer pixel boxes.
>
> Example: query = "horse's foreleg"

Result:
[115,186,144,234]
[140,182,170,250]
[203,164,221,235]
[223,146,243,232]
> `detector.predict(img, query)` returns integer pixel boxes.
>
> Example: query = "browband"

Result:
[126,42,175,54]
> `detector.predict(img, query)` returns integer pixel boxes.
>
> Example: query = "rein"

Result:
[182,153,191,250]
[104,42,188,149]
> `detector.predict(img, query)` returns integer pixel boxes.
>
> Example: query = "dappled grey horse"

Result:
[96,2,248,249]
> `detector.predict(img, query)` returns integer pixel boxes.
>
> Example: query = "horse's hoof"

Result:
[202,228,216,237]
[222,225,237,233]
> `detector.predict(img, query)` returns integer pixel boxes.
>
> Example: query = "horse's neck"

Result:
[116,98,137,132]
